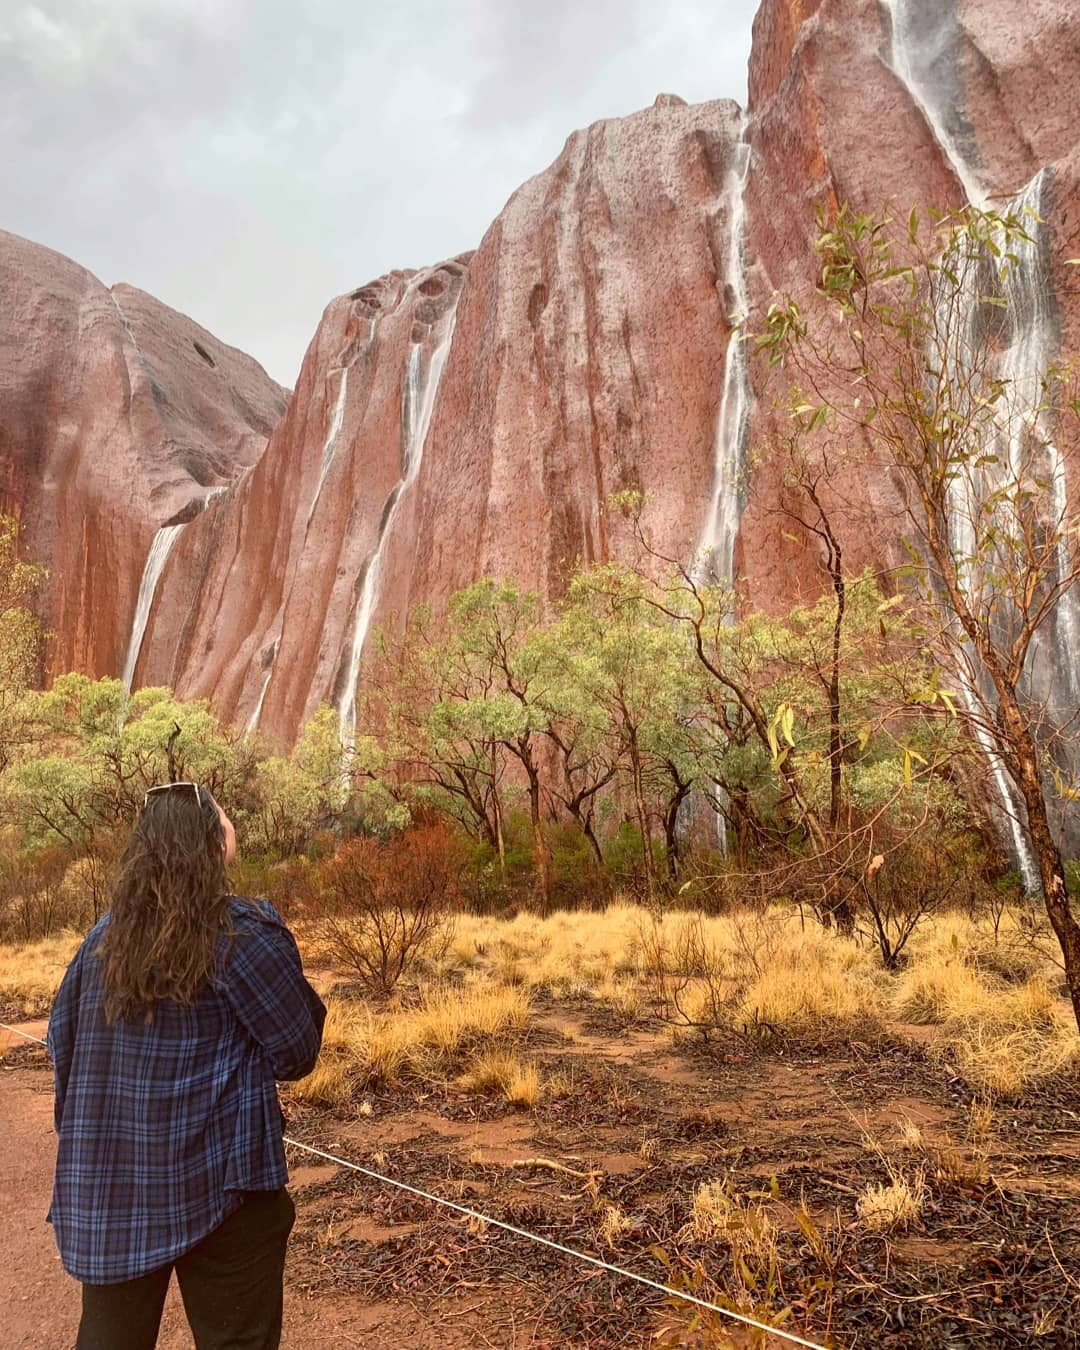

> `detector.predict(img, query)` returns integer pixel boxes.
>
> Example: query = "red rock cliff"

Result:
[147,96,747,743]
[6,0,1079,753]
[0,230,287,679]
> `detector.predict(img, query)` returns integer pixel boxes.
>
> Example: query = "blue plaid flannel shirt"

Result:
[47,897,326,1285]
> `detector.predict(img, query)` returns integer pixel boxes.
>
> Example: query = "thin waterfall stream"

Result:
[699,115,752,588]
[696,116,753,853]
[882,0,1075,887]
[336,299,460,748]
[121,486,227,692]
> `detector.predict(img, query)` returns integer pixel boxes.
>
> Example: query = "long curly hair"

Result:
[97,785,232,1022]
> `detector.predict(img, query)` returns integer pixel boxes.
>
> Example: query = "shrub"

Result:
[310,825,463,994]
[0,843,81,943]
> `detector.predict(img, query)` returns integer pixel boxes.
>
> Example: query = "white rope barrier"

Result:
[1,1019,830,1350]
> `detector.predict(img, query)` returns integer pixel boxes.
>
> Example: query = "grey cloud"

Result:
[3,0,757,384]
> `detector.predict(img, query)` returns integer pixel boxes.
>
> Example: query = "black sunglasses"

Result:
[143,781,201,809]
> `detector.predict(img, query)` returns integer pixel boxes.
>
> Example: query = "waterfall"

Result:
[882,0,984,205]
[246,637,281,734]
[121,487,228,693]
[306,319,379,528]
[698,117,752,588]
[883,2,1071,889]
[336,303,459,747]
[307,367,350,523]
[695,119,753,854]
[121,525,186,690]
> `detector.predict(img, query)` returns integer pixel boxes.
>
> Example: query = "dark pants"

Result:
[75,1189,295,1350]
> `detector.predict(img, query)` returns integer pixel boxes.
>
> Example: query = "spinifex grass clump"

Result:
[932,980,1079,1098]
[0,933,80,1016]
[458,1047,541,1108]
[857,1165,927,1234]
[291,982,530,1106]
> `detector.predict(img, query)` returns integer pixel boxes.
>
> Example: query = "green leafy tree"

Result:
[359,607,510,866]
[761,200,1080,1026]
[429,581,555,909]
[0,515,46,772]
[559,566,699,897]
[250,705,346,856]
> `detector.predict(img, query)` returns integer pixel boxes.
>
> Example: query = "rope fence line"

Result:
[1,1019,829,1350]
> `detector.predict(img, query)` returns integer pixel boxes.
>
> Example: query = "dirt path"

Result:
[0,1065,468,1348]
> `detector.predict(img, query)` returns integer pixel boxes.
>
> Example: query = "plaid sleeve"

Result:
[47,945,83,1132]
[223,918,326,1081]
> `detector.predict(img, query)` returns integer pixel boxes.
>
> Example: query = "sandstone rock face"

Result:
[403,98,745,607]
[137,259,470,741]
[7,0,1078,772]
[737,0,1080,605]
[0,230,287,679]
[148,97,747,744]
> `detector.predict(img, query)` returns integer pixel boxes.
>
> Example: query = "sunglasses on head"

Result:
[143,781,201,809]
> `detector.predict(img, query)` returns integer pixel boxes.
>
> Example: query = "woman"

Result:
[47,781,326,1350]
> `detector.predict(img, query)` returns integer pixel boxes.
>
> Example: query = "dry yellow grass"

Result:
[458,1047,542,1109]
[857,1165,926,1233]
[933,980,1079,1098]
[436,903,1075,1093]
[890,954,991,1024]
[5,901,1073,1108]
[684,1179,779,1266]
[597,1204,634,1249]
[293,982,531,1103]
[0,933,81,1014]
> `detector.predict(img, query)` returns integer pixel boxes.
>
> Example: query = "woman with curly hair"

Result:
[47,782,326,1349]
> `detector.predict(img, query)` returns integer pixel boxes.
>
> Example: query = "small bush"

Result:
[310,825,462,994]
[0,843,83,943]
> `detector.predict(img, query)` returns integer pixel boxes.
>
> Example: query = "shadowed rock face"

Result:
[0,229,287,679]
[6,0,1078,762]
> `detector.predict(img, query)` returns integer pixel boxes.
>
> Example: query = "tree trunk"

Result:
[1008,715,1080,1033]
[662,773,691,882]
[521,747,552,913]
[491,778,506,880]
[628,734,656,899]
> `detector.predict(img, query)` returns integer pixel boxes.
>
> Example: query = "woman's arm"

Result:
[47,947,83,1130]
[224,915,327,1081]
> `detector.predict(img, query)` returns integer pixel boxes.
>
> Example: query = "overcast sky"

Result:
[3,0,758,385]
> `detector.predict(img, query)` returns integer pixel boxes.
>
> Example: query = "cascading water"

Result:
[246,637,281,734]
[336,301,459,747]
[695,117,753,853]
[246,321,381,734]
[121,523,186,691]
[882,0,1077,887]
[120,486,228,692]
[882,0,984,206]
[698,117,752,588]
[305,319,378,530]
[307,367,350,522]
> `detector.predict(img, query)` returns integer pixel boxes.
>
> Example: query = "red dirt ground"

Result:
[4,1006,1078,1348]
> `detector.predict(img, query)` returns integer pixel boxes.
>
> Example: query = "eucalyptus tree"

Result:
[761,200,1080,1026]
[0,514,46,773]
[558,566,700,897]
